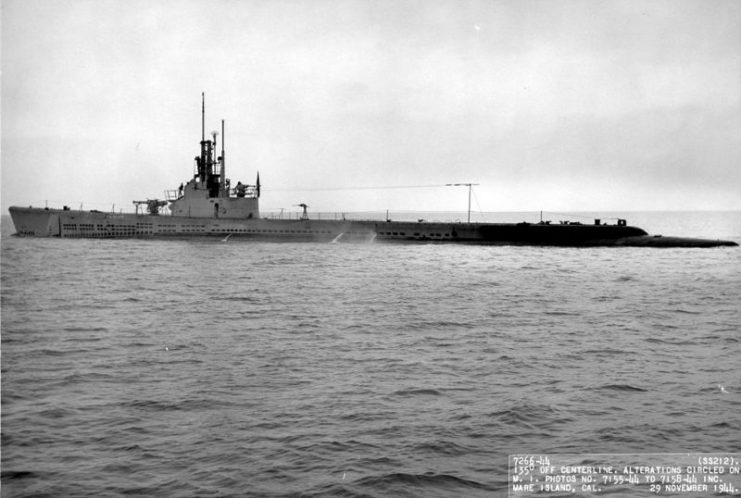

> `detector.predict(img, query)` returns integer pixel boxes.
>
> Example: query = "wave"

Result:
[60,326,109,333]
[1,470,39,480]
[596,383,647,392]
[412,440,476,457]
[543,310,580,316]
[353,471,493,493]
[38,407,76,419]
[404,320,478,330]
[121,397,231,412]
[61,372,117,384]
[486,403,574,429]
[645,337,697,346]
[614,275,637,282]
[392,388,442,397]
[220,296,262,302]
[581,348,626,355]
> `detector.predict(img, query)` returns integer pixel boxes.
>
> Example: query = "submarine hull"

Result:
[8,207,737,247]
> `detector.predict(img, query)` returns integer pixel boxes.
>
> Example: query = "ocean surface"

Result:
[2,211,740,497]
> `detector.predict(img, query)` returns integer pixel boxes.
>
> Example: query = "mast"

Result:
[220,119,226,194]
[199,92,217,195]
[198,92,207,182]
[467,184,472,223]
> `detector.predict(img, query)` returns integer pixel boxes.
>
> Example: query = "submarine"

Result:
[8,95,738,248]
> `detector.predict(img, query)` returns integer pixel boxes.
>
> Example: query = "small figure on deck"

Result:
[178,183,184,198]
[236,181,246,198]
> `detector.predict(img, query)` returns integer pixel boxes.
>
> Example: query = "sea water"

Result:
[1,212,740,497]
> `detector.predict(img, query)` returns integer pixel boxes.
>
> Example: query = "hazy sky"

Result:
[2,0,740,214]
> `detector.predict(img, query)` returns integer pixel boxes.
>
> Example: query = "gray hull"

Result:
[8,206,737,247]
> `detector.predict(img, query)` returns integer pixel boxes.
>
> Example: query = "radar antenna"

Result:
[446,182,480,223]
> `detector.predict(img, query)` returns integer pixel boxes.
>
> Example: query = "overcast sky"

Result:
[2,0,740,215]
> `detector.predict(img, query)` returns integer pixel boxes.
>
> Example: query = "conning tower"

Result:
[168,93,260,219]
